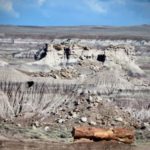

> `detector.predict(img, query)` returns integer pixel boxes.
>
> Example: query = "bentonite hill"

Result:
[0,25,150,150]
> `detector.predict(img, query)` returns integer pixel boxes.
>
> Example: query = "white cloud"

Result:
[0,0,19,18]
[85,0,107,13]
[37,0,46,6]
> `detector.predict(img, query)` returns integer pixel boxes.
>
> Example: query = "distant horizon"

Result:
[0,24,150,28]
[0,0,150,26]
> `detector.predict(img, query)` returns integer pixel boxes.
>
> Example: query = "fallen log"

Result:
[73,127,135,144]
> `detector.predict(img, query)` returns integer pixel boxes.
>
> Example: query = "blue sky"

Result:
[0,0,150,26]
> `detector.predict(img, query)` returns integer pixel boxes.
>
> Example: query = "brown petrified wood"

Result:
[73,127,135,144]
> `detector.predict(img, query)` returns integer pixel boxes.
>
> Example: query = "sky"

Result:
[0,0,150,26]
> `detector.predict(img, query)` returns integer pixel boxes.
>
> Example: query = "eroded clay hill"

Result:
[0,26,149,143]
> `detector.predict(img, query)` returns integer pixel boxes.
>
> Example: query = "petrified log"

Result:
[73,127,135,144]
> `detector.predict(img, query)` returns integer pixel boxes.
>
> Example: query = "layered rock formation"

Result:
[0,26,149,142]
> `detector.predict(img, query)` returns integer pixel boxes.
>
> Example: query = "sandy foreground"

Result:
[0,139,150,150]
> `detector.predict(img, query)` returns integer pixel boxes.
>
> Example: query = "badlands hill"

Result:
[0,25,149,149]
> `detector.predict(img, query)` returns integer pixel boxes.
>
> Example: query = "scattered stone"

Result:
[34,121,40,127]
[32,125,37,130]
[89,121,97,126]
[93,103,99,107]
[79,56,84,60]
[17,124,21,127]
[81,117,87,123]
[144,122,149,128]
[72,113,78,118]
[66,115,72,119]
[95,97,102,103]
[87,96,93,103]
[96,114,102,120]
[74,101,80,106]
[111,121,116,126]
[68,111,73,116]
[115,117,123,122]
[44,126,49,131]
[87,106,92,110]
[57,119,65,124]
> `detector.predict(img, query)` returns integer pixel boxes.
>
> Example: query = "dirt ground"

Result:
[0,139,149,150]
